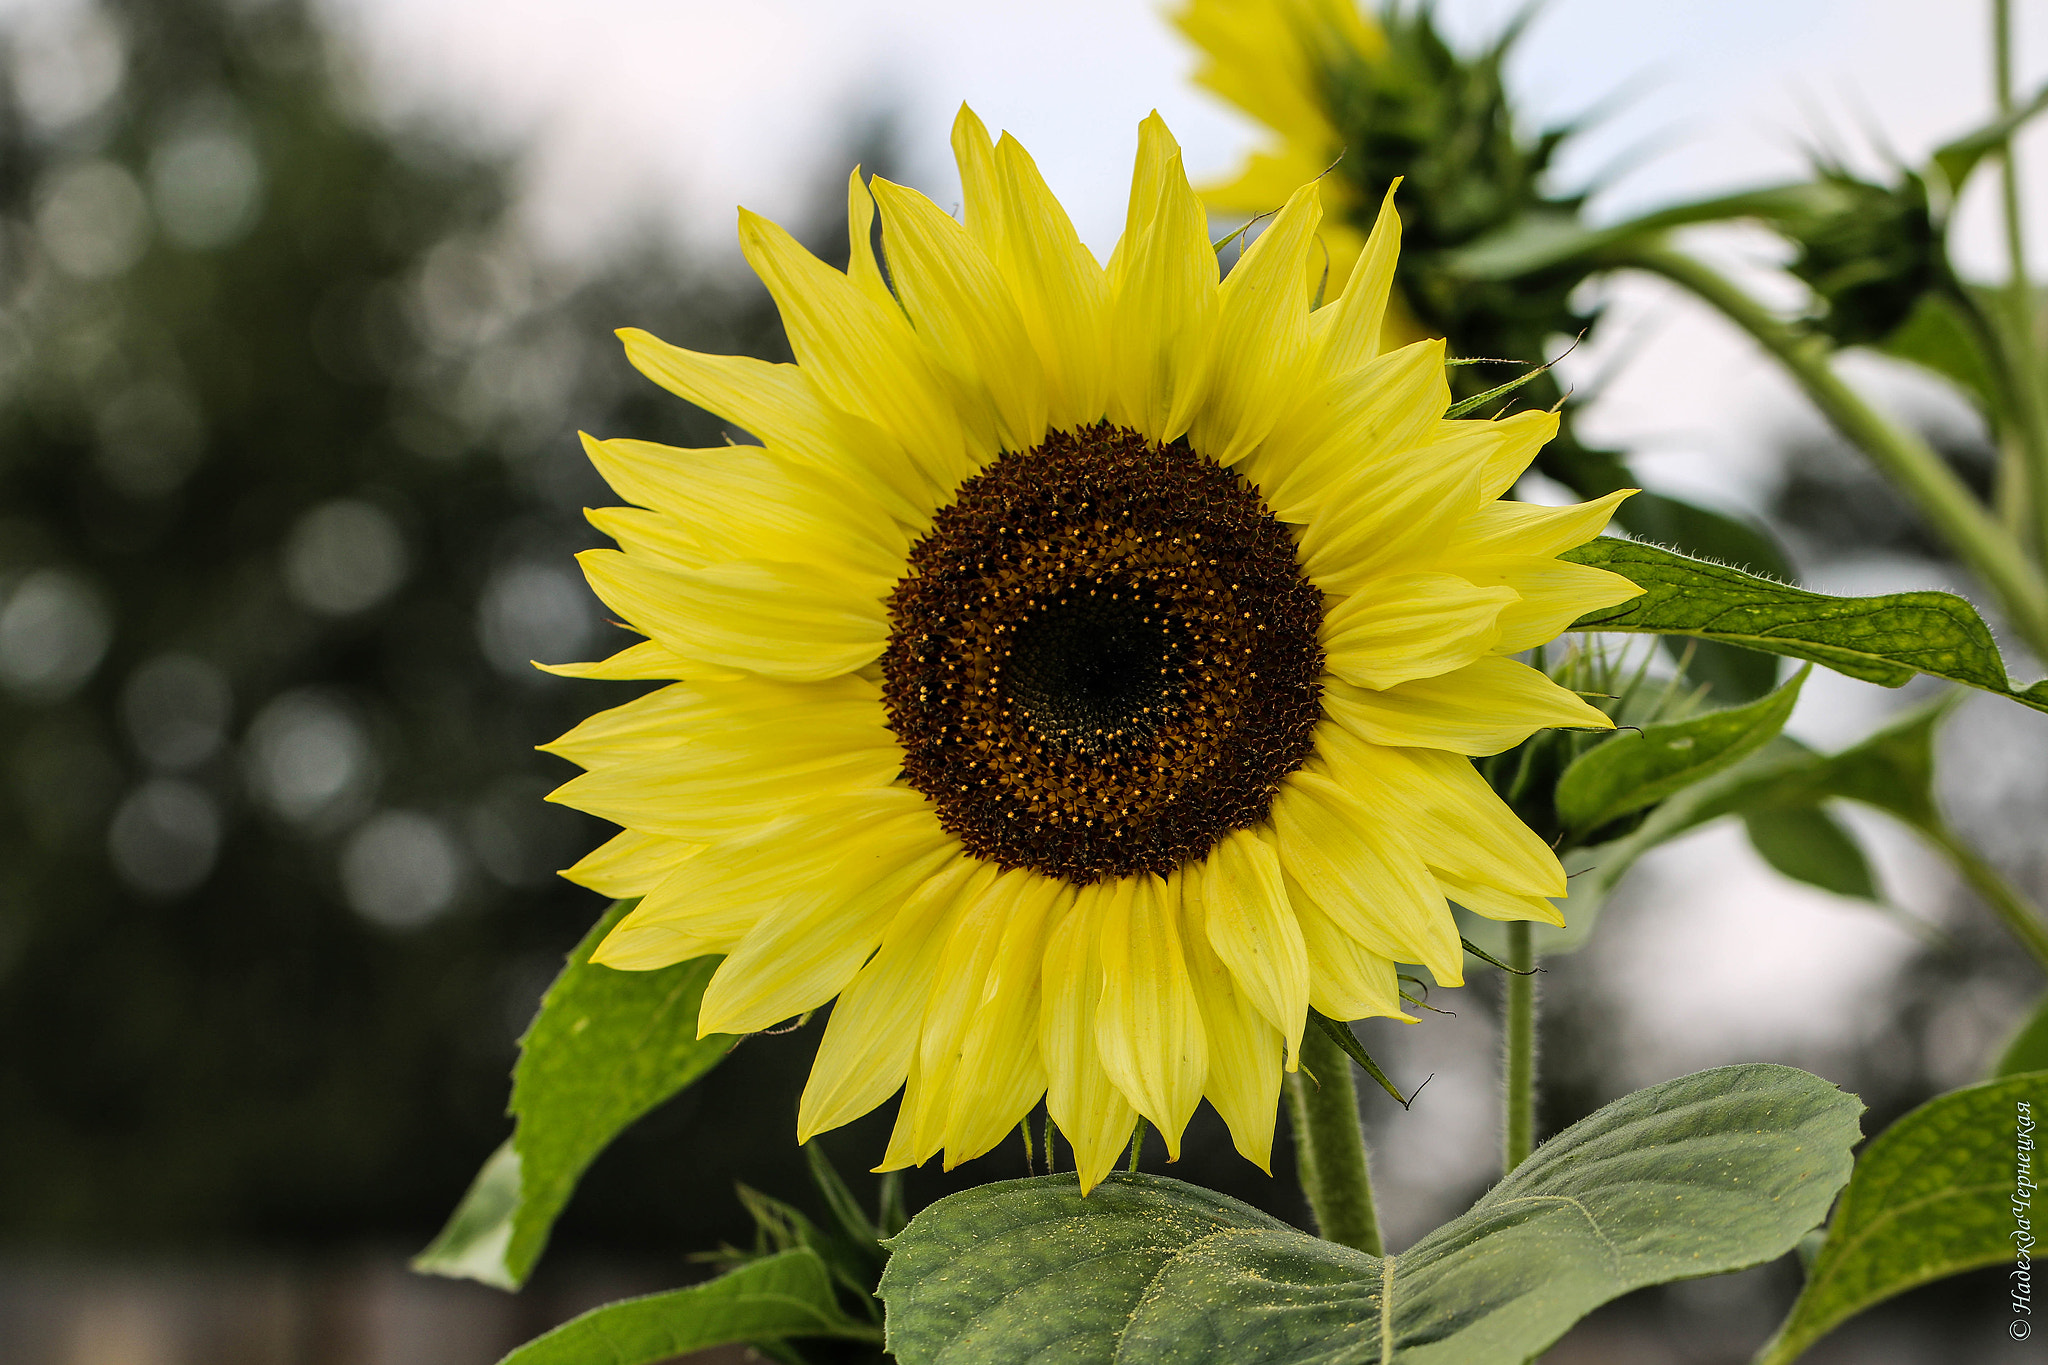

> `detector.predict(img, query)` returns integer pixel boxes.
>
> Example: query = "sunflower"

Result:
[1173,0,1383,297]
[542,108,1639,1193]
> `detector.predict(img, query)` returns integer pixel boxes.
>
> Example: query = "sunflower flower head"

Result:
[543,107,1641,1193]
[1174,0,1591,363]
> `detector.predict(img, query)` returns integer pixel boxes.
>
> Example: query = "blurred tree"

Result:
[0,0,849,1253]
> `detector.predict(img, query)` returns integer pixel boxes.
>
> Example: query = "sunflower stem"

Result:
[1618,243,2048,658]
[1502,919,1538,1176]
[1286,1021,1384,1255]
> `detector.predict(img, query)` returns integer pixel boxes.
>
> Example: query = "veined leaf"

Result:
[1564,538,2048,714]
[1555,666,1807,837]
[1994,996,2048,1079]
[881,1065,1859,1365]
[415,899,733,1289]
[1741,806,1879,902]
[1754,1073,2048,1365]
[497,1249,879,1365]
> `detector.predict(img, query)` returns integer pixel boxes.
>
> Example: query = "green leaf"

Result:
[1741,805,1879,901]
[1932,79,2048,194]
[415,899,734,1289]
[496,1249,880,1365]
[880,1064,1860,1365]
[1555,666,1807,837]
[1879,290,1998,412]
[1754,1072,2048,1365]
[1685,695,1955,834]
[1445,184,1851,282]
[1994,996,2048,1079]
[1564,537,2048,713]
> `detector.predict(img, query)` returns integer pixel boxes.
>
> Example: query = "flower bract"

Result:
[543,107,1640,1192]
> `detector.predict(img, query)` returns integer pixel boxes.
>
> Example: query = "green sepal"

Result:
[879,1064,1860,1365]
[1754,1072,2048,1365]
[494,1249,881,1365]
[414,899,734,1289]
[1308,1011,1419,1108]
[1554,665,1807,839]
[1565,537,2048,712]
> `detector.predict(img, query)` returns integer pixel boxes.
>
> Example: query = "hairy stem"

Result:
[1286,1021,1384,1255]
[1502,919,1538,1175]
[1622,243,2048,657]
[1926,823,2048,972]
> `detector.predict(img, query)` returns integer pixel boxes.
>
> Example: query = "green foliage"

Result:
[1996,999,2048,1079]
[416,900,732,1288]
[1931,79,2048,195]
[1880,291,2000,413]
[1565,538,2048,711]
[1741,806,1879,901]
[1554,666,1807,840]
[1755,1073,2048,1365]
[495,1249,881,1365]
[880,1065,1860,1365]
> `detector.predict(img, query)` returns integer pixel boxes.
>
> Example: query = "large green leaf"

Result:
[1741,806,1879,902]
[1554,666,1807,838]
[1754,1072,2048,1365]
[497,1249,880,1365]
[1564,538,2048,714]
[1993,995,2048,1079]
[415,899,733,1289]
[880,1064,1860,1365]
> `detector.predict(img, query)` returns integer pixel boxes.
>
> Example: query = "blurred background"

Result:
[0,0,2042,1361]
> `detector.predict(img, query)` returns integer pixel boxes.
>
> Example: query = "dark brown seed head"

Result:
[881,422,1324,883]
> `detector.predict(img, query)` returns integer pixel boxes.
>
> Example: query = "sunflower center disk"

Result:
[882,422,1325,883]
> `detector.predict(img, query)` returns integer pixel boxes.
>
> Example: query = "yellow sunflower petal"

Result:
[1286,885,1413,1021]
[1320,571,1516,690]
[1322,659,1614,758]
[1437,870,1566,927]
[1311,181,1402,379]
[1193,828,1307,1067]
[1041,883,1140,1193]
[798,856,989,1143]
[590,789,948,975]
[536,635,708,681]
[844,169,896,310]
[1189,181,1320,464]
[1106,114,1218,443]
[906,867,1044,1160]
[738,208,979,488]
[1094,871,1207,1159]
[1437,489,1634,560]
[1455,556,1646,652]
[943,880,1066,1167]
[580,435,909,581]
[992,132,1111,431]
[1313,729,1566,900]
[616,328,936,523]
[1296,411,1562,591]
[1181,877,1284,1172]
[1247,337,1447,520]
[695,822,962,1037]
[1271,770,1463,986]
[871,176,1048,453]
[560,827,700,899]
[575,550,887,682]
[949,105,1002,251]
